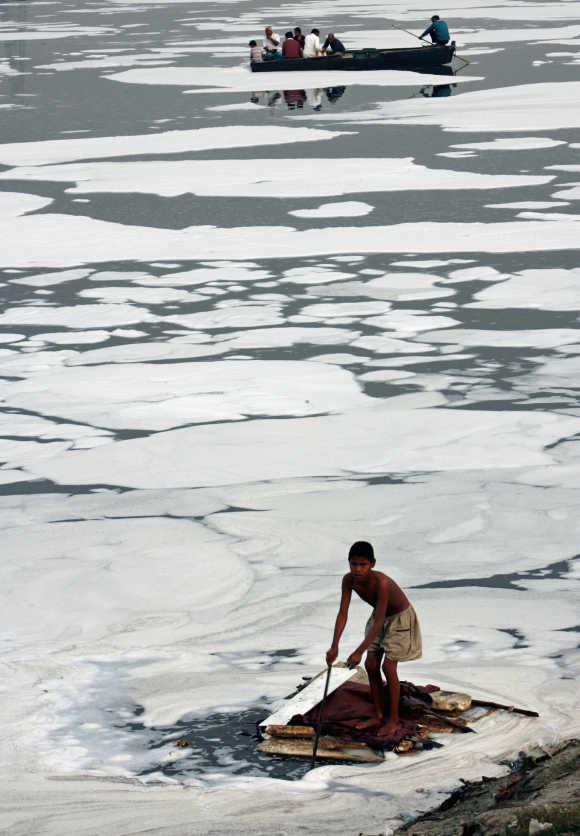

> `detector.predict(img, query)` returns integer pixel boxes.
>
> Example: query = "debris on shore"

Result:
[392,739,579,835]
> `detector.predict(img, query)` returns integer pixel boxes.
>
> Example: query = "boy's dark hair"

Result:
[294,26,302,33]
[348,541,375,562]
[431,14,440,21]
[312,28,320,35]
[285,31,293,38]
[249,39,257,46]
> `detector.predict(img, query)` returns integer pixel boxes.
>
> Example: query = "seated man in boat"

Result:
[248,40,263,64]
[326,540,422,737]
[263,26,282,60]
[303,28,322,58]
[322,33,346,54]
[293,27,306,49]
[419,14,450,45]
[282,31,302,59]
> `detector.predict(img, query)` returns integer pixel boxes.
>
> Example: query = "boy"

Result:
[248,40,263,63]
[326,541,421,736]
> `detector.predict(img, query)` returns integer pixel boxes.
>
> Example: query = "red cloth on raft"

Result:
[289,680,439,750]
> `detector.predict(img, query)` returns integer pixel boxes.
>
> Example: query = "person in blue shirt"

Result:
[419,15,450,45]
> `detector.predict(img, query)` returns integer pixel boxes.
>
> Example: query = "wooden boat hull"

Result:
[251,44,455,73]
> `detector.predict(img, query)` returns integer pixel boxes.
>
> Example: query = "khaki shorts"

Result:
[365,605,422,662]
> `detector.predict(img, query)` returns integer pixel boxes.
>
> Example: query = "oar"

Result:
[386,18,471,67]
[310,665,333,769]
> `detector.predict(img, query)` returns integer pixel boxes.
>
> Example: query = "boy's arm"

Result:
[346,576,388,667]
[326,576,352,665]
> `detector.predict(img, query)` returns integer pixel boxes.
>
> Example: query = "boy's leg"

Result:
[355,650,384,729]
[379,658,400,735]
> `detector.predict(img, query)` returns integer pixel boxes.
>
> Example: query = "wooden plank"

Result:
[259,665,357,729]
[265,725,314,739]
[257,737,383,763]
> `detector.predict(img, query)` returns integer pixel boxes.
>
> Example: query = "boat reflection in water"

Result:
[250,86,347,111]
[418,65,457,98]
[250,66,458,111]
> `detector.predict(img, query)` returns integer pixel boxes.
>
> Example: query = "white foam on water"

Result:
[551,185,580,200]
[467,267,580,311]
[0,126,346,167]
[136,266,272,285]
[299,301,392,319]
[359,369,416,382]
[450,137,566,151]
[351,334,437,355]
[444,266,506,283]
[0,26,113,42]
[419,328,580,348]
[2,360,369,431]
[289,201,374,218]
[485,201,569,210]
[0,191,53,217]
[109,64,483,92]
[62,340,225,366]
[0,304,158,328]
[0,58,21,77]
[308,273,455,302]
[364,311,459,335]
[325,81,580,132]
[34,330,112,345]
[0,470,33,486]
[166,302,284,330]
[10,269,93,286]
[37,51,190,72]
[78,286,203,304]
[0,157,550,198]
[212,326,356,351]
[390,260,455,268]
[438,151,478,159]
[283,267,356,284]
[5,214,580,266]
[16,407,580,489]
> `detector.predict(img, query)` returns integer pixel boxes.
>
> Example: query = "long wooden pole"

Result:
[472,699,539,718]
[310,666,333,769]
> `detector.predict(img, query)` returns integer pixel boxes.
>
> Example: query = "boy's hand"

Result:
[326,646,338,666]
[346,650,362,668]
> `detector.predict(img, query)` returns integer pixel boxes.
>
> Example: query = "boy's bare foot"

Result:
[354,717,382,730]
[377,720,400,737]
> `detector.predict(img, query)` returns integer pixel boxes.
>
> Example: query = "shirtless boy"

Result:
[326,541,422,736]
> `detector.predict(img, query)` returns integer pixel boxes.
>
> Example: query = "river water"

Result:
[1,0,579,833]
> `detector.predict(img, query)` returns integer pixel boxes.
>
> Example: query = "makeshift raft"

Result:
[258,664,538,764]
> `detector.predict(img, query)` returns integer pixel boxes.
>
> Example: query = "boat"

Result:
[251,43,455,73]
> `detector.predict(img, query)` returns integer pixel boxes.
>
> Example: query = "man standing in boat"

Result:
[326,541,422,736]
[419,14,450,45]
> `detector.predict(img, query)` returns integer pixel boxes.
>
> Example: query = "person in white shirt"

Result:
[303,28,322,58]
[263,26,281,59]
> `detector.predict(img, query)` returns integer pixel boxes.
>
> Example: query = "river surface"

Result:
[1,0,579,833]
